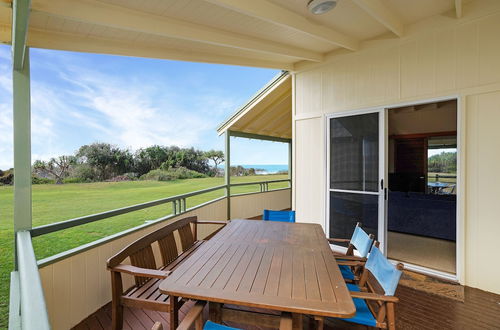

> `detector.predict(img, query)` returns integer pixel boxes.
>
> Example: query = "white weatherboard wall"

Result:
[292,0,500,294]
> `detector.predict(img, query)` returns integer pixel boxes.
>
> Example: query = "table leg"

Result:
[169,295,179,330]
[314,316,324,330]
[209,302,222,323]
[292,313,303,330]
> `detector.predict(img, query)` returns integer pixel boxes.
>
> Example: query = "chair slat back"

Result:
[365,247,403,296]
[178,223,195,252]
[157,232,179,266]
[350,224,374,258]
[263,209,296,222]
[129,245,157,286]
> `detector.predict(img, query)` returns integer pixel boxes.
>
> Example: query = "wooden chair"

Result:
[107,216,227,330]
[330,245,404,330]
[263,209,296,222]
[328,222,376,281]
[176,301,294,330]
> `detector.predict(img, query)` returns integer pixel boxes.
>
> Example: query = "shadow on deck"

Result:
[74,281,500,330]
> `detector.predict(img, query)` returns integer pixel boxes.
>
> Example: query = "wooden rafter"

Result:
[352,0,404,37]
[27,28,293,70]
[31,0,323,62]
[204,0,358,51]
[237,91,291,131]
[455,0,463,18]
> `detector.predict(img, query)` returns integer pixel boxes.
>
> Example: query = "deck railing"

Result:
[9,179,291,330]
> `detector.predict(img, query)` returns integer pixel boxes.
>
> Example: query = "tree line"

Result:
[428,151,457,173]
[28,143,225,184]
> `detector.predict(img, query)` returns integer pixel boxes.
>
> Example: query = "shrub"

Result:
[32,176,55,184]
[63,177,91,184]
[140,167,206,181]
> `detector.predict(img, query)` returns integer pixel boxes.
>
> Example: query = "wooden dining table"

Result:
[159,219,355,329]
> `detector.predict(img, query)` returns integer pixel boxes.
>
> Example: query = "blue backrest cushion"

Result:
[350,225,373,257]
[365,247,402,296]
[263,209,296,222]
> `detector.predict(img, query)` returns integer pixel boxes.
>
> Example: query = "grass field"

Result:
[0,174,288,328]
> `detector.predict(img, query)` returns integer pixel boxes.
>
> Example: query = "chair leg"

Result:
[111,300,123,330]
[387,302,396,330]
[111,272,123,330]
[170,296,179,330]
[314,316,324,330]
[292,313,303,330]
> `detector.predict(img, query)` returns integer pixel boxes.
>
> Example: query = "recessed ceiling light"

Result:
[307,0,338,15]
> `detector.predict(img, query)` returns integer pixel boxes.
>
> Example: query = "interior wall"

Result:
[292,0,500,294]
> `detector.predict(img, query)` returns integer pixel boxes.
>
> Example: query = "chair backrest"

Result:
[364,246,403,296]
[350,223,374,258]
[263,209,296,222]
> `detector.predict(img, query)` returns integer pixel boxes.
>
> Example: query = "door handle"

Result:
[380,179,384,190]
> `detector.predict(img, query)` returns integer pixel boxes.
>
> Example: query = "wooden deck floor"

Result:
[74,283,500,330]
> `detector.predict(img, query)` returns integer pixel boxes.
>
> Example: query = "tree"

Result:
[204,150,224,172]
[33,156,76,184]
[77,143,133,181]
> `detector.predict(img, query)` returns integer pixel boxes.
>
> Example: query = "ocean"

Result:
[239,164,288,174]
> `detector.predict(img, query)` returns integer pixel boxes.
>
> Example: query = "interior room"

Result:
[387,100,457,274]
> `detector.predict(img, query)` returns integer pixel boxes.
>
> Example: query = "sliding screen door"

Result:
[327,111,386,249]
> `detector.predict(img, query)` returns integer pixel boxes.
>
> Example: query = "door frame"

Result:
[324,95,463,284]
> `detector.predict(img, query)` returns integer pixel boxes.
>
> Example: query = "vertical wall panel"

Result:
[465,91,500,294]
[478,15,500,85]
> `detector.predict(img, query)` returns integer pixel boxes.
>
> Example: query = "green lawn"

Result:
[0,174,288,328]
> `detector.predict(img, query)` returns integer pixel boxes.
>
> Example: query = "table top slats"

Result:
[159,220,355,318]
[263,247,284,297]
[277,248,293,299]
[250,247,275,294]
[313,251,335,302]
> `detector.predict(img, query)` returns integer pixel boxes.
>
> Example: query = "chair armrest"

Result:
[335,255,367,262]
[111,264,171,279]
[327,238,351,243]
[337,260,365,267]
[195,220,227,225]
[350,291,399,303]
[177,301,206,330]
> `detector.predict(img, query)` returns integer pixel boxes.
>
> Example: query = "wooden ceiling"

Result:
[0,0,466,70]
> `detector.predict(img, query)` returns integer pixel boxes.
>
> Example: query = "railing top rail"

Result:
[16,231,51,330]
[229,179,290,187]
[31,184,227,237]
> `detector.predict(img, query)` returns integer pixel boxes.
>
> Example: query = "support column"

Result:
[13,47,32,269]
[225,131,231,220]
[13,47,31,233]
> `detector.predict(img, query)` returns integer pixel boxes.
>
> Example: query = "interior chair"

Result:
[331,245,404,330]
[263,209,296,222]
[328,222,376,281]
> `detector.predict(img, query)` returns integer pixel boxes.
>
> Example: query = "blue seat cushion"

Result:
[339,264,355,280]
[204,320,240,330]
[340,283,377,327]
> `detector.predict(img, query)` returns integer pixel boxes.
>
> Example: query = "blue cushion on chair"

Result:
[263,209,295,222]
[338,264,355,280]
[341,283,377,327]
[204,321,240,330]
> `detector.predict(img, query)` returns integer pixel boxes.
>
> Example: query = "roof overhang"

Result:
[217,72,291,141]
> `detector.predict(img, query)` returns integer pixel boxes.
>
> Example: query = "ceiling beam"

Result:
[455,0,463,18]
[352,0,404,37]
[204,0,358,51]
[27,28,294,70]
[31,0,323,62]
[12,0,31,70]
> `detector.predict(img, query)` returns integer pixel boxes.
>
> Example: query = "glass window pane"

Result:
[330,113,379,192]
[329,192,378,244]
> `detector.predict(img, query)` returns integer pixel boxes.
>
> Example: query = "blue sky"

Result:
[0,45,289,169]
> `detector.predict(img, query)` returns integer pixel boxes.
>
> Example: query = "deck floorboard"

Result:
[73,283,500,330]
